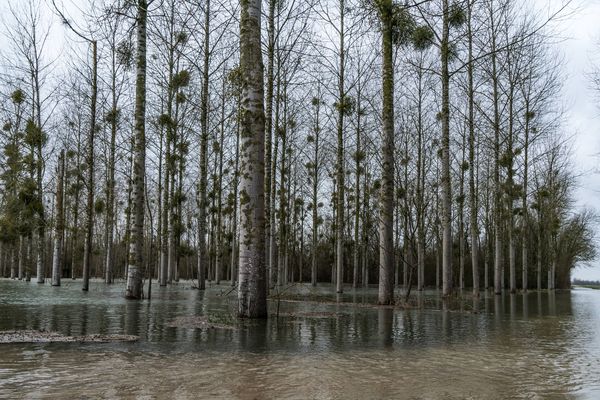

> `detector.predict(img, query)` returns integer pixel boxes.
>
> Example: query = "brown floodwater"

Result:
[0,279,599,399]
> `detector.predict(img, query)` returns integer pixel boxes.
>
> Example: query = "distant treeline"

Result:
[572,279,600,286]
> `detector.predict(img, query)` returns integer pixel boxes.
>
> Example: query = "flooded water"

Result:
[0,279,599,399]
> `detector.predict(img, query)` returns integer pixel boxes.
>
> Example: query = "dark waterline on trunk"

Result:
[0,280,599,399]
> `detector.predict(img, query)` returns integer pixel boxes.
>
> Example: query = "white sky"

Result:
[552,0,600,280]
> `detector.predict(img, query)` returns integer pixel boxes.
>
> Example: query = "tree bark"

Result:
[215,76,227,284]
[18,236,25,280]
[416,63,425,292]
[125,0,147,300]
[161,65,173,286]
[521,102,531,291]
[459,136,466,291]
[467,0,479,296]
[231,92,241,286]
[441,0,453,297]
[378,0,395,305]
[71,128,82,280]
[353,79,362,289]
[105,55,118,285]
[277,83,288,286]
[237,0,267,318]
[311,93,321,287]
[52,150,65,286]
[507,76,516,294]
[196,0,211,291]
[490,5,502,295]
[270,62,281,287]
[82,41,98,292]
[264,0,276,288]
[335,0,346,294]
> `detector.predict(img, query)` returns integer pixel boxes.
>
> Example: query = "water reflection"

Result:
[0,280,597,399]
[549,290,557,316]
[510,293,516,321]
[472,296,480,314]
[377,308,393,347]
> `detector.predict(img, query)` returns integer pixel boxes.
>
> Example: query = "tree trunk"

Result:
[537,215,542,290]
[490,7,502,296]
[362,163,370,288]
[196,0,211,291]
[353,78,362,289]
[82,41,98,292]
[161,91,172,285]
[215,76,226,285]
[32,31,46,285]
[378,0,394,305]
[269,61,281,287]
[125,0,147,300]
[175,151,184,283]
[158,114,169,286]
[35,232,45,283]
[26,237,31,281]
[105,34,119,285]
[416,63,425,292]
[231,94,241,287]
[264,0,276,289]
[459,135,466,292]
[70,128,82,280]
[174,85,185,283]
[11,247,16,280]
[507,81,516,294]
[335,0,346,294]
[522,103,531,291]
[52,150,65,286]
[123,137,134,280]
[18,236,25,280]
[299,205,305,283]
[167,127,177,283]
[311,94,321,287]
[548,232,555,291]
[441,0,453,297]
[237,0,267,318]
[277,84,288,287]
[467,0,479,296]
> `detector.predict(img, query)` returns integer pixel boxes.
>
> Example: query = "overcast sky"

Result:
[550,0,600,280]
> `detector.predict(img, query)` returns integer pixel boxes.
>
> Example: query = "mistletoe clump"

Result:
[412,25,434,50]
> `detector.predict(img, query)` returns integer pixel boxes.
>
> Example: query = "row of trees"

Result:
[0,0,595,317]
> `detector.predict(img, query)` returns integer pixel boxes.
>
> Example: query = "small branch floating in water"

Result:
[0,330,139,344]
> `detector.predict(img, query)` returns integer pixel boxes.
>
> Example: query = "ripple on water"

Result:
[0,281,600,399]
